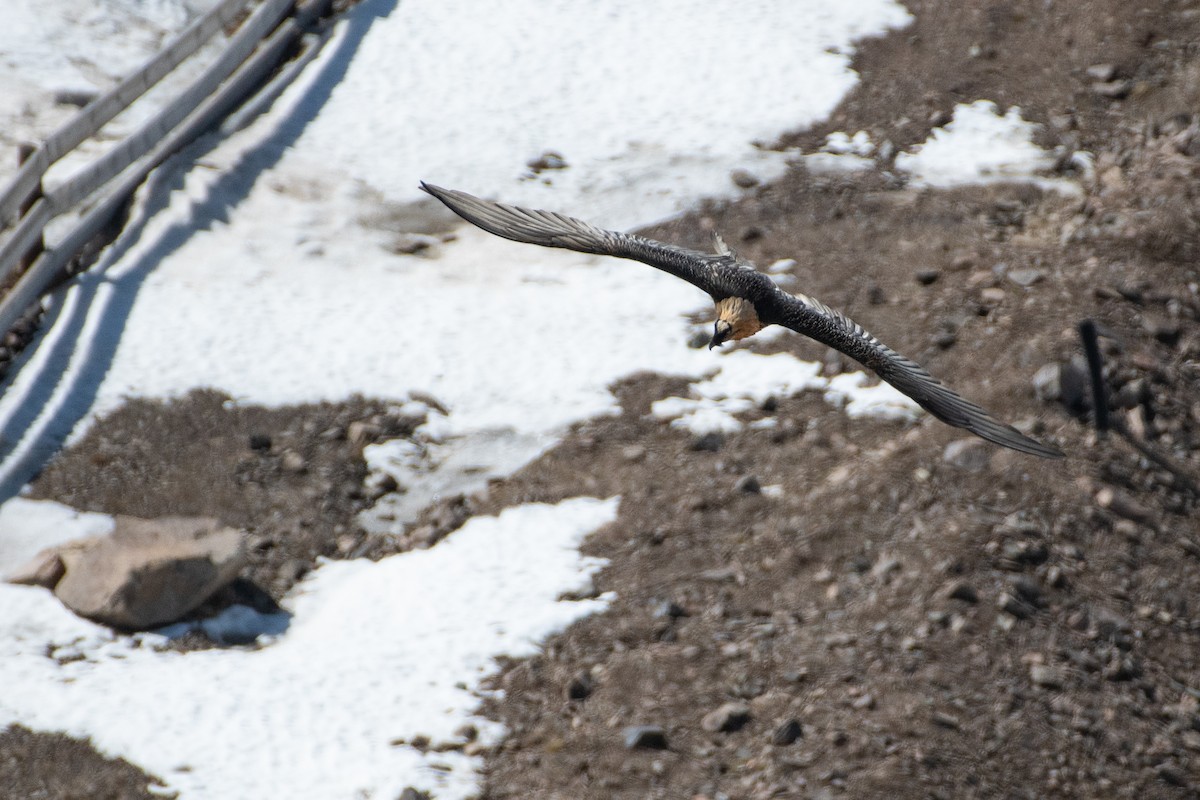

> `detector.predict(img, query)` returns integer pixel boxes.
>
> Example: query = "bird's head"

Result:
[709,296,763,349]
[709,319,733,349]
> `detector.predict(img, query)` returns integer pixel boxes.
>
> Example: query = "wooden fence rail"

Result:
[0,0,254,228]
[0,0,334,351]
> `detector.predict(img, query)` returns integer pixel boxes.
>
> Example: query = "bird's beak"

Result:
[709,320,732,350]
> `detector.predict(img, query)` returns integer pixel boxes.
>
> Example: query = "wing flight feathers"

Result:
[775,293,1063,458]
[421,183,724,295]
[422,182,1062,458]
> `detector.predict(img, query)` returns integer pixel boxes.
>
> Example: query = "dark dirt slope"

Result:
[472,1,1200,798]
[4,1,1200,799]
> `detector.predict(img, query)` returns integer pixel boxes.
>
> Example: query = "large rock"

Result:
[9,515,245,630]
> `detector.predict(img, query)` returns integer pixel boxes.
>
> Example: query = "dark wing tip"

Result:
[913,378,1064,459]
[1014,434,1064,459]
[972,422,1064,459]
[419,181,450,200]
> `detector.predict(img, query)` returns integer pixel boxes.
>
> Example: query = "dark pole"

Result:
[1078,319,1108,434]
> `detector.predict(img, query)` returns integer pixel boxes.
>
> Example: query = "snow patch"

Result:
[0,498,113,579]
[895,100,1078,193]
[650,350,918,435]
[0,496,617,800]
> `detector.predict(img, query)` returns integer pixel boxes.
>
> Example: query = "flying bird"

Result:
[420,182,1063,459]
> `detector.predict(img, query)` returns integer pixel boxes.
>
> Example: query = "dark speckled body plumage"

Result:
[420,182,1063,459]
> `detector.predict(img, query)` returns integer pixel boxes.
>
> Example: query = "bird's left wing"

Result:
[420,183,729,297]
[767,290,1064,458]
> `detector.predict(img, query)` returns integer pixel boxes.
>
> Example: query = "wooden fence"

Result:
[0,0,335,343]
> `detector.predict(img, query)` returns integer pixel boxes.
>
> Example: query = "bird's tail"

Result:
[420,183,618,256]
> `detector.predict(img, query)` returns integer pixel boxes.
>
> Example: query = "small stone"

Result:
[736,475,762,494]
[784,667,809,684]
[623,725,669,750]
[928,109,952,127]
[1144,316,1181,347]
[690,432,724,452]
[966,269,996,290]
[1156,764,1188,788]
[1095,487,1154,526]
[730,168,760,189]
[1045,565,1066,588]
[318,425,345,441]
[1001,541,1048,568]
[998,592,1034,620]
[280,450,307,473]
[931,712,961,730]
[371,472,399,493]
[1030,664,1065,689]
[621,444,646,462]
[702,702,752,733]
[1092,79,1133,99]
[943,438,992,472]
[1104,654,1140,682]
[1007,268,1044,287]
[1010,576,1045,606]
[979,287,1006,308]
[699,566,739,583]
[1032,363,1062,402]
[871,557,901,579]
[279,558,308,584]
[566,671,594,701]
[941,580,979,604]
[915,269,941,286]
[347,420,383,446]
[1085,63,1116,81]
[772,719,803,746]
[399,788,431,800]
[388,234,436,255]
[653,599,688,619]
[851,694,876,710]
[527,150,568,172]
[932,330,957,349]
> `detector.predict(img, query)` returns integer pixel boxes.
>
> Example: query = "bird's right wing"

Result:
[771,291,1064,458]
[420,183,727,297]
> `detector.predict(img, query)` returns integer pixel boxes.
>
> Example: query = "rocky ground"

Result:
[5,0,1200,798]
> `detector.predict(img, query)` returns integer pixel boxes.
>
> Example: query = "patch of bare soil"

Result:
[0,724,161,800]
[25,389,426,599]
[6,0,1200,797]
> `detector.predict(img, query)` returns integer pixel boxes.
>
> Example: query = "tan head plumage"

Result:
[714,296,764,342]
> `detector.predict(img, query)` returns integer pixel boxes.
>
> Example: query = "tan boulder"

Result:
[8,515,245,630]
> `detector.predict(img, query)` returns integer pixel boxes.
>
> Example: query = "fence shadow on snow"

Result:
[0,0,396,498]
